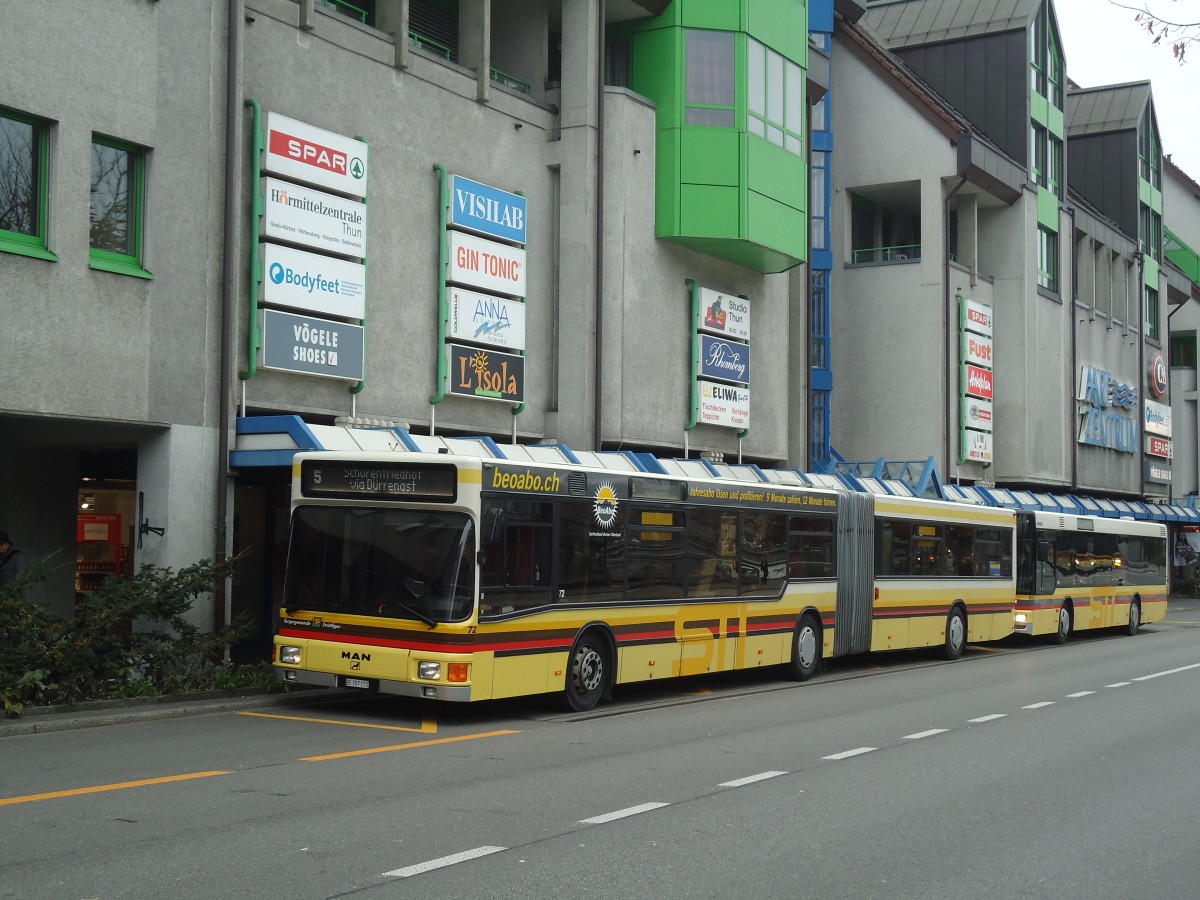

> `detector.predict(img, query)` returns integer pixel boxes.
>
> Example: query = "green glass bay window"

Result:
[611,0,809,274]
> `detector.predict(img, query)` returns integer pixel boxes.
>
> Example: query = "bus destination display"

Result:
[300,460,457,501]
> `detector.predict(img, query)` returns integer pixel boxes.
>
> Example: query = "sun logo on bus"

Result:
[593,482,619,529]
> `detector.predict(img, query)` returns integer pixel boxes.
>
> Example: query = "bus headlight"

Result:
[279,645,303,665]
[1014,613,1029,625]
[418,661,442,681]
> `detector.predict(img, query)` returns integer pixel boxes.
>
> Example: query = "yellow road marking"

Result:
[302,729,520,762]
[0,771,232,807]
[238,711,437,733]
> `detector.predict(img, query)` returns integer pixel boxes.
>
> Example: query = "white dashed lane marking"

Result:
[579,802,670,825]
[1022,701,1055,709]
[1066,691,1095,698]
[382,846,506,878]
[823,747,876,760]
[719,771,788,788]
[967,714,1007,723]
[1133,662,1200,681]
[902,729,948,740]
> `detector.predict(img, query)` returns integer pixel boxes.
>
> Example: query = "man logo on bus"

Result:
[593,482,618,529]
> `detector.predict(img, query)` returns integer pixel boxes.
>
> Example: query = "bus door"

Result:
[834,492,874,656]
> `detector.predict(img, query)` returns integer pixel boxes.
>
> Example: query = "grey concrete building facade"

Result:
[1,0,813,646]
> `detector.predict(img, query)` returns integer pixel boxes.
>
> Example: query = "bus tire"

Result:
[1053,602,1072,645]
[940,605,967,661]
[561,631,608,712]
[1126,598,1141,636]
[786,613,821,682]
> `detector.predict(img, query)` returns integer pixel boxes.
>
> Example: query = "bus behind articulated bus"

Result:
[1013,511,1167,642]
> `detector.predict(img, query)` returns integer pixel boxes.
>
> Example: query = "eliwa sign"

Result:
[959,296,994,464]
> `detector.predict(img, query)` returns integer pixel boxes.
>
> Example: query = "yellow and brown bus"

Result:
[1013,510,1167,642]
[273,451,1015,711]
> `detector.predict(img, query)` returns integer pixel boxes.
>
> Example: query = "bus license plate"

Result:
[344,677,370,689]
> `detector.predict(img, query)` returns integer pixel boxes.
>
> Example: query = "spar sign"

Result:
[264,112,367,198]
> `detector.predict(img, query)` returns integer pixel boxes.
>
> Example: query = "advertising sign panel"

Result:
[259,309,364,380]
[264,112,368,197]
[262,243,366,320]
[963,333,993,368]
[961,296,993,337]
[1148,351,1168,398]
[1146,436,1172,459]
[699,380,750,429]
[449,230,527,297]
[262,177,366,257]
[449,175,527,245]
[1144,459,1172,484]
[697,287,750,341]
[964,363,993,400]
[698,334,751,384]
[1145,399,1172,436]
[448,287,526,351]
[446,343,524,404]
[962,396,994,432]
[962,429,993,463]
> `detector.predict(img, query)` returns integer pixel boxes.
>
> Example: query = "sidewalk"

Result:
[0,686,349,738]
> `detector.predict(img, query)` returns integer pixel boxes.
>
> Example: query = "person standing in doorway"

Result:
[0,531,29,590]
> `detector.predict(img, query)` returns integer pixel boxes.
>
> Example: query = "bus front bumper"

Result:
[273,665,474,702]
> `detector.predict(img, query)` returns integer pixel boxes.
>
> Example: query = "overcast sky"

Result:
[1054,0,1199,178]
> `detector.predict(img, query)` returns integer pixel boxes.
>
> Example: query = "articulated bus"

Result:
[273,451,1016,711]
[1013,511,1167,642]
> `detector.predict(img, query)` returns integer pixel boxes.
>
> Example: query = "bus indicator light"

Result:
[448,664,469,683]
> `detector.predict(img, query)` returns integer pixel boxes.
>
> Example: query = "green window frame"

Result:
[1031,124,1047,187]
[684,29,736,127]
[1049,134,1063,198]
[0,106,57,261]
[89,134,152,279]
[1038,225,1058,292]
[1146,286,1159,342]
[747,36,804,156]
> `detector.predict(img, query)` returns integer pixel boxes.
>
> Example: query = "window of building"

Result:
[685,29,736,127]
[747,36,804,155]
[1031,5,1048,97]
[1138,116,1161,188]
[1150,210,1162,261]
[1170,333,1196,370]
[811,150,828,251]
[1049,135,1063,198]
[90,135,150,278]
[1038,225,1058,292]
[1047,22,1063,108]
[0,107,55,261]
[1031,124,1047,186]
[320,0,376,26]
[1145,286,1159,342]
[1139,204,1150,256]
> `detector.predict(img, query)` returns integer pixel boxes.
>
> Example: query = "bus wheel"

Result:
[941,606,967,660]
[786,614,821,682]
[1053,603,1072,645]
[562,633,607,712]
[1126,600,1142,636]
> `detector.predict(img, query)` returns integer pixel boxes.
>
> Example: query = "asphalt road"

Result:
[3,600,1199,899]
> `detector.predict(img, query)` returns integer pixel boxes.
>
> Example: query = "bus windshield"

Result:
[283,506,476,624]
